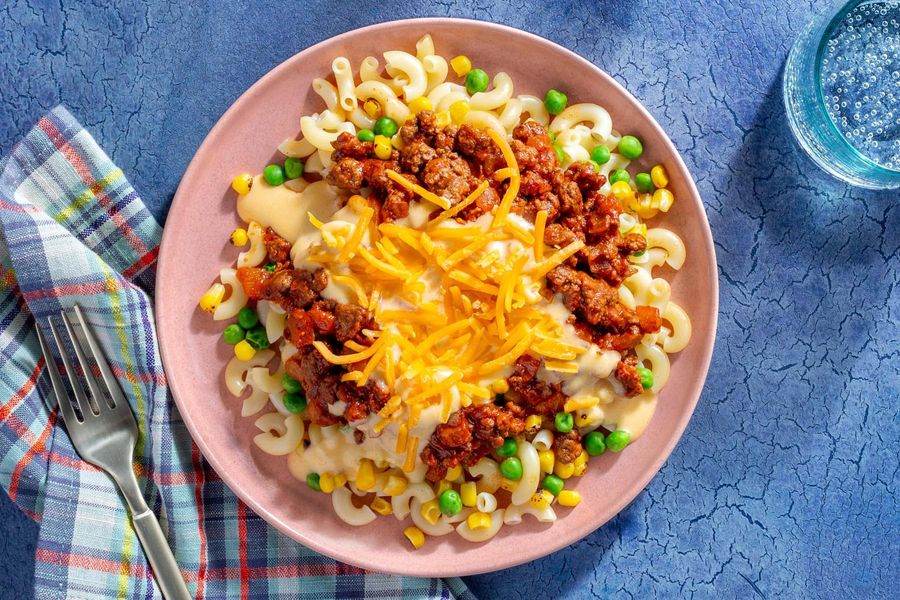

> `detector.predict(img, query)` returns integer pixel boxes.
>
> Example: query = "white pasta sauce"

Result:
[288,400,457,483]
[237,177,338,244]
[535,296,657,439]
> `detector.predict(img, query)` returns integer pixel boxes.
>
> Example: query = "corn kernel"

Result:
[450,55,472,77]
[529,490,553,510]
[363,99,381,119]
[374,135,392,160]
[408,97,433,114]
[650,164,669,188]
[373,471,390,493]
[611,181,636,203]
[319,473,336,494]
[334,472,348,488]
[447,465,463,482]
[383,474,408,496]
[449,100,471,124]
[573,462,587,477]
[233,340,256,361]
[636,193,660,219]
[466,512,491,530]
[356,459,375,491]
[436,480,452,495]
[420,499,442,525]
[403,526,425,549]
[434,111,452,128]
[370,497,393,516]
[554,461,576,479]
[575,412,592,427]
[557,490,581,507]
[231,173,253,195]
[460,481,478,507]
[525,414,543,431]
[199,283,226,313]
[230,227,249,246]
[491,379,509,394]
[573,450,589,468]
[654,188,675,213]
[538,449,555,474]
[499,478,518,492]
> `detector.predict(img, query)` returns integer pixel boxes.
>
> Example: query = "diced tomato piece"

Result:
[308,307,336,335]
[285,308,315,348]
[635,305,662,333]
[235,267,270,300]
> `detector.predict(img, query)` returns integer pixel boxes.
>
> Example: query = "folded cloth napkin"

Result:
[0,106,475,599]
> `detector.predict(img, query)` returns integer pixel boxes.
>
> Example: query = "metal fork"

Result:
[36,305,191,600]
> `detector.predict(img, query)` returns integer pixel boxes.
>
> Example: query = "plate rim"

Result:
[156,16,719,577]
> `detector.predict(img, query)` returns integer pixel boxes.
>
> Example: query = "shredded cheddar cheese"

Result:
[386,169,451,209]
[533,209,548,261]
[299,124,599,437]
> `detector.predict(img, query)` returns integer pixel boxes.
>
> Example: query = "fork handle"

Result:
[116,469,192,600]
[131,507,193,600]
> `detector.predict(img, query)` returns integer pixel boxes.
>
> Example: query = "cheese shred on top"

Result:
[305,125,590,434]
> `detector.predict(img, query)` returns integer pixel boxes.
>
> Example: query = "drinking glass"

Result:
[784,0,900,189]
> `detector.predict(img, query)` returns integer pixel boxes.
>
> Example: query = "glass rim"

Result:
[813,0,900,175]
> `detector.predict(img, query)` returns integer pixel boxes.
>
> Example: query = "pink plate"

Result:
[156,18,718,577]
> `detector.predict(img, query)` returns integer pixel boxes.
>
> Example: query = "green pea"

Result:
[244,326,269,350]
[554,411,574,433]
[465,68,489,94]
[237,307,258,329]
[284,392,307,414]
[283,373,302,394]
[374,117,398,138]
[284,157,304,180]
[499,457,523,481]
[542,474,564,496]
[591,145,611,165]
[306,472,321,491]
[635,172,654,193]
[263,164,285,186]
[544,89,568,115]
[588,160,603,173]
[637,367,654,390]
[609,169,631,185]
[222,324,244,345]
[632,250,645,257]
[618,135,643,160]
[553,144,566,164]
[357,128,375,142]
[606,430,631,452]
[584,431,607,456]
[496,437,518,458]
[263,262,277,272]
[438,489,463,516]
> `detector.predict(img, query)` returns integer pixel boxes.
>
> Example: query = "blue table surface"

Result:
[2,1,898,598]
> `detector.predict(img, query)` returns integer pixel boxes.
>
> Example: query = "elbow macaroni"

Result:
[469,72,514,111]
[331,58,357,113]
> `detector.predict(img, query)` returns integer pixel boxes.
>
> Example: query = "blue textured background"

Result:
[2,1,898,598]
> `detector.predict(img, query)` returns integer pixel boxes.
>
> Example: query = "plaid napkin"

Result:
[0,106,475,599]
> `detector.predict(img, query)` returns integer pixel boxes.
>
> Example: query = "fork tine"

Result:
[59,309,106,413]
[36,325,82,425]
[47,318,93,417]
[73,304,128,410]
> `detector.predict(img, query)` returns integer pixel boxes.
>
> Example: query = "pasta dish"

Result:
[198,35,691,548]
